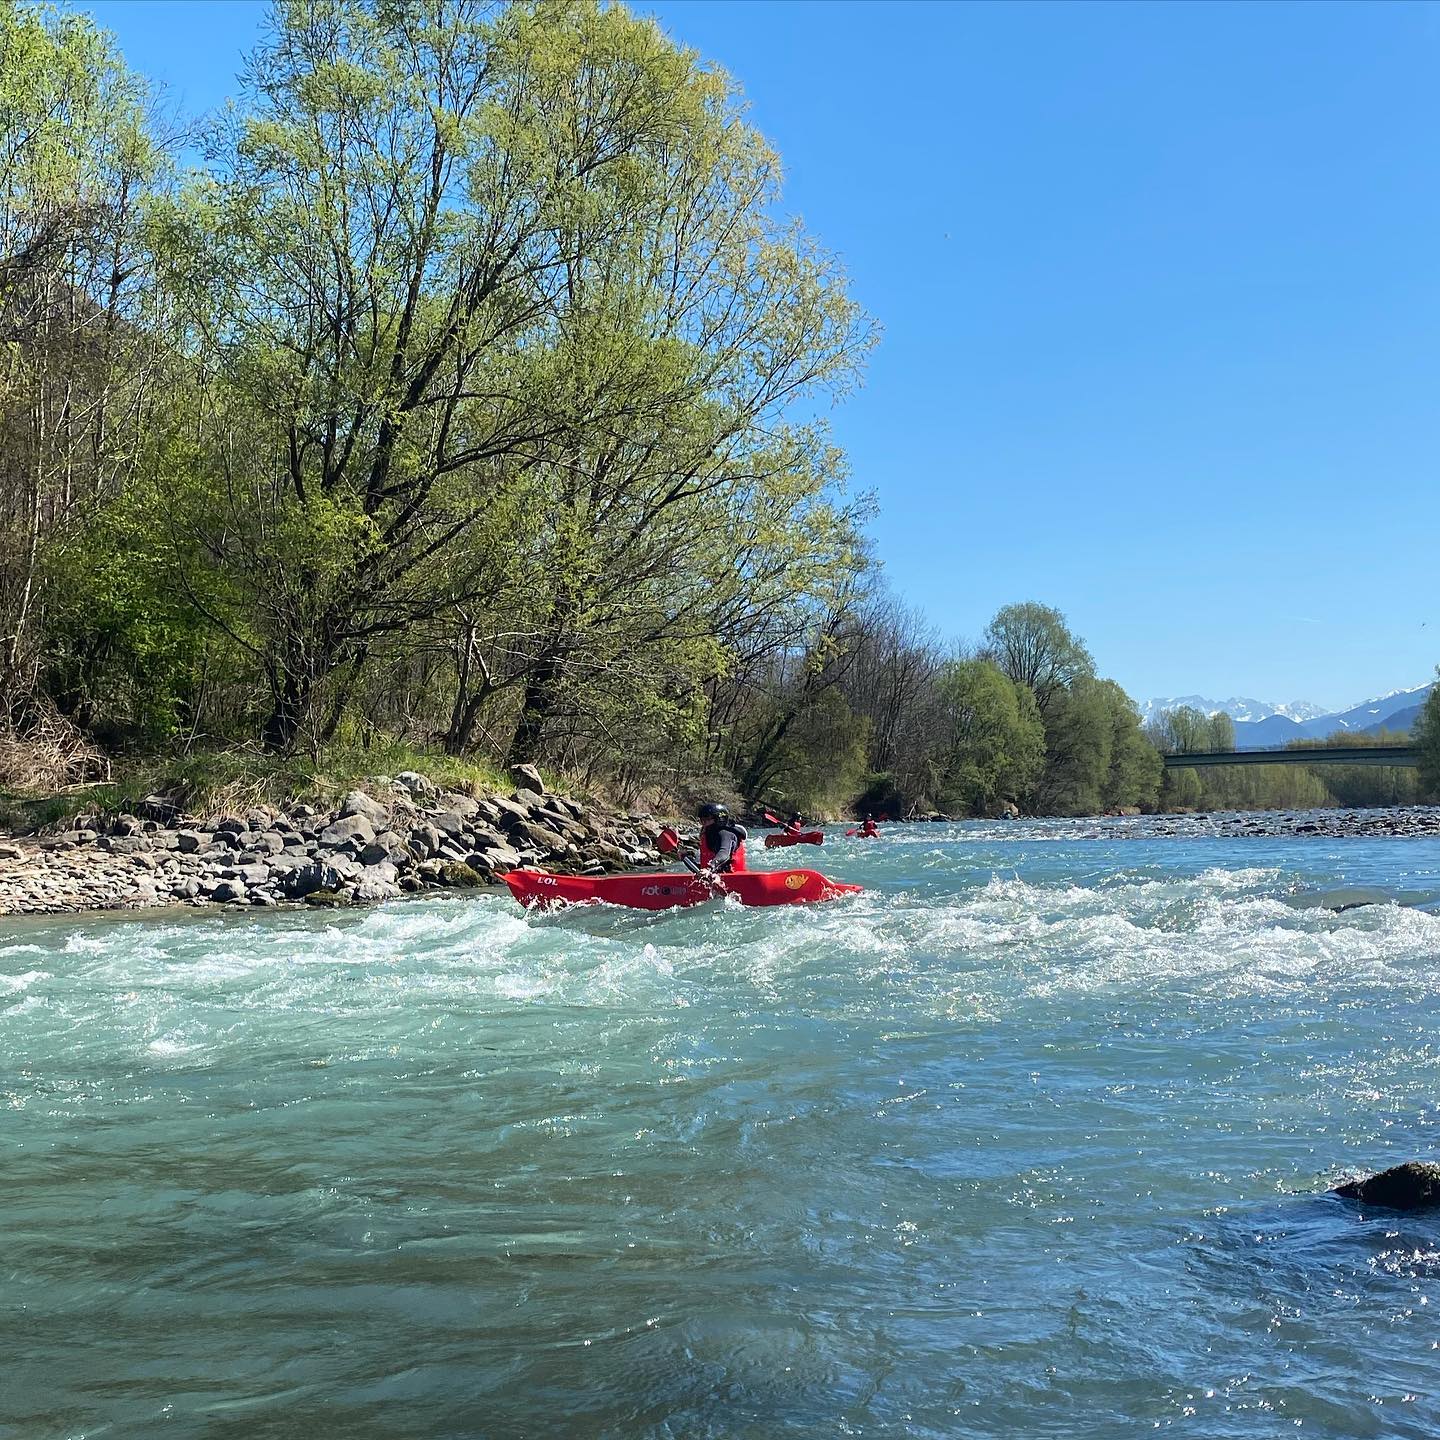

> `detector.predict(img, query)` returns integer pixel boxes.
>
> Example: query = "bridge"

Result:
[1163,744,1418,770]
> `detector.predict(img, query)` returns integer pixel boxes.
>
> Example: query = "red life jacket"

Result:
[699,821,748,872]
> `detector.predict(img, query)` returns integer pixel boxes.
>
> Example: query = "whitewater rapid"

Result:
[4,821,1439,1438]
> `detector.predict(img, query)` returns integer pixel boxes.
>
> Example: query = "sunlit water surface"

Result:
[4,820,1440,1439]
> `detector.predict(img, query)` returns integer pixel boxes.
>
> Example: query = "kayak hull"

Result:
[763,830,824,849]
[503,868,861,911]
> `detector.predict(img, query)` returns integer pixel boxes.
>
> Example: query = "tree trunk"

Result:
[507,652,561,766]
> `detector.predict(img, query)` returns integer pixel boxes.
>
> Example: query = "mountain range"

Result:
[1137,695,1329,725]
[1141,684,1435,748]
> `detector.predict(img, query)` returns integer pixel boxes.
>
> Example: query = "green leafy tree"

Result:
[982,602,1094,718]
[932,657,1044,815]
[0,1,165,724]
[1412,679,1440,800]
[1096,679,1161,811]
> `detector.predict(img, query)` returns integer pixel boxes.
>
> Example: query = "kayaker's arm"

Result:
[707,823,746,873]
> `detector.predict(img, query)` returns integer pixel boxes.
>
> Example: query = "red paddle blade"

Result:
[657,826,680,854]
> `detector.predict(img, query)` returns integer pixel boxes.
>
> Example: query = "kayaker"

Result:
[859,816,879,838]
[697,802,748,874]
[786,812,805,835]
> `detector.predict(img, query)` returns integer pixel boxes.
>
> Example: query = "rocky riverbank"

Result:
[1065,805,1440,841]
[0,766,665,918]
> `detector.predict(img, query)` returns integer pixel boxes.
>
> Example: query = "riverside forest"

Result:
[1,0,1437,823]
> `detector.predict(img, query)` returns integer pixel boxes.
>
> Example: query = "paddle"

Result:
[762,808,802,834]
[657,826,726,892]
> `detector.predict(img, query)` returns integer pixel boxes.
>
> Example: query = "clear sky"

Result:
[89,0,1439,711]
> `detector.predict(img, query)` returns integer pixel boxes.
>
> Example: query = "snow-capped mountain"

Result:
[1143,684,1434,747]
[1231,682,1435,747]
[1139,695,1329,725]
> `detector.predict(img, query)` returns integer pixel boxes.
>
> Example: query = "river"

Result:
[4,819,1440,1438]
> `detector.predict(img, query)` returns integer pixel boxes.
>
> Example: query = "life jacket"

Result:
[699,820,748,872]
[861,820,878,836]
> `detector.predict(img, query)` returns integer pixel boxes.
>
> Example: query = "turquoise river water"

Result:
[4,820,1440,1439]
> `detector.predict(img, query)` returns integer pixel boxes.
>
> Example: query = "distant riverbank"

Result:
[1039,805,1440,842]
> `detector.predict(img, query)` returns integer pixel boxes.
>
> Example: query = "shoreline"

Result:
[0,771,664,920]
[3,801,1439,922]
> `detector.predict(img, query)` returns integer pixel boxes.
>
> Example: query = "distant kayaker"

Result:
[698,802,748,874]
[786,812,805,834]
[859,816,879,838]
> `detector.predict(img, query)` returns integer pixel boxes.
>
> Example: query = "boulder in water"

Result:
[1288,887,1395,913]
[1333,1161,1440,1209]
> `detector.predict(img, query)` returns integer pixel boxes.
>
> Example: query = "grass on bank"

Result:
[0,739,513,833]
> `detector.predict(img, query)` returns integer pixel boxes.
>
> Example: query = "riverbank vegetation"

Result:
[1,0,1432,824]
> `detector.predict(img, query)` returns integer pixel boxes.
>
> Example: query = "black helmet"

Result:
[698,801,729,821]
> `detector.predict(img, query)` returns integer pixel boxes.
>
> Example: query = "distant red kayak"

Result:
[763,830,824,849]
[503,868,861,911]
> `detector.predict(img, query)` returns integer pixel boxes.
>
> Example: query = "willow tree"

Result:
[983,602,1094,719]
[158,0,870,759]
[453,4,873,767]
[932,657,1044,815]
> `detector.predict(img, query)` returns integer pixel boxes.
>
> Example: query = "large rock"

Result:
[428,810,469,839]
[439,862,485,888]
[0,841,23,860]
[176,830,208,854]
[278,860,344,899]
[452,794,486,820]
[489,795,535,832]
[1334,1162,1440,1210]
[510,762,545,795]
[210,880,248,904]
[354,867,401,903]
[510,818,570,854]
[339,789,388,824]
[318,814,376,849]
[394,770,437,799]
[360,832,410,866]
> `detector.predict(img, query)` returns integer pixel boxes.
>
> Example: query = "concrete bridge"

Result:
[1163,744,1418,770]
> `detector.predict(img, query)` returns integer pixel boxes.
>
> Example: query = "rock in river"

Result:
[1333,1161,1440,1210]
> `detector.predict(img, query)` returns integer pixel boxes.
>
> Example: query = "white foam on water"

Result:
[0,968,49,994]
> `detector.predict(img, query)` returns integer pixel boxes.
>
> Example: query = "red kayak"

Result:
[503,868,861,912]
[763,830,824,849]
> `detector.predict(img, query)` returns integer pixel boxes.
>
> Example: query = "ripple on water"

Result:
[2,830,1440,1438]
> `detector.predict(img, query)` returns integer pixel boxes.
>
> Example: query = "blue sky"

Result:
[90,0,1439,711]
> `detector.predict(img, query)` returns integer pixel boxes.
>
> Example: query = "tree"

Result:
[1148,704,1210,754]
[158,0,871,756]
[1096,679,1161,811]
[931,658,1044,814]
[982,602,1093,718]
[1413,677,1440,800]
[0,2,166,727]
